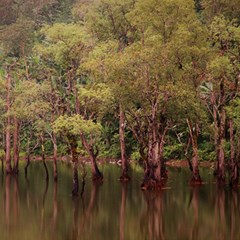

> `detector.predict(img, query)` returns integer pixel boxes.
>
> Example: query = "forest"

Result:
[1,0,240,196]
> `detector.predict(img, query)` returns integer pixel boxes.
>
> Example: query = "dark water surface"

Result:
[0,162,239,240]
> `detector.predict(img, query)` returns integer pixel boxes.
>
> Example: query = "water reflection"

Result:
[119,183,127,240]
[52,180,58,238]
[41,179,49,233]
[5,175,10,231]
[141,191,165,240]
[80,182,101,234]
[214,187,226,240]
[189,187,199,240]
[2,165,240,240]
[13,176,20,227]
[71,196,79,240]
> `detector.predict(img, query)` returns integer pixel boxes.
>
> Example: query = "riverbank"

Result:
[166,159,214,168]
[19,156,214,169]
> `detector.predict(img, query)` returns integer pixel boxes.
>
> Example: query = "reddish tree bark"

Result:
[119,105,130,181]
[229,119,239,187]
[211,92,220,176]
[5,73,12,174]
[41,134,49,181]
[141,102,166,190]
[217,81,226,183]
[187,119,202,184]
[80,133,103,182]
[53,133,58,181]
[13,115,19,174]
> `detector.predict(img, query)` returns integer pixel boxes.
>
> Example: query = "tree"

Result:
[202,16,240,183]
[54,115,103,184]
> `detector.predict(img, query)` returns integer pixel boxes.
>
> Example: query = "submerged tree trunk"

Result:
[53,133,58,181]
[41,135,49,181]
[187,119,202,184]
[80,164,87,197]
[72,162,79,197]
[13,115,19,174]
[24,151,31,178]
[141,103,163,190]
[69,138,79,196]
[119,105,130,181]
[80,133,103,182]
[89,152,103,181]
[5,73,12,174]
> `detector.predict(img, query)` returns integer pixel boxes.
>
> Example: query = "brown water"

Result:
[0,162,239,240]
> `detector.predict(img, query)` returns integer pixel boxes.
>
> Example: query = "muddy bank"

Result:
[21,156,213,168]
[166,159,213,168]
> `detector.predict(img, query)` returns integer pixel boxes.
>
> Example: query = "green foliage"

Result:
[53,114,102,136]
[35,23,92,69]
[78,82,114,119]
[1,0,240,163]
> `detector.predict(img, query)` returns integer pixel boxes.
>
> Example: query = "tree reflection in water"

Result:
[52,180,58,239]
[2,165,240,240]
[189,187,199,240]
[141,191,165,240]
[119,182,128,240]
[214,187,226,240]
[5,175,11,232]
[70,182,101,239]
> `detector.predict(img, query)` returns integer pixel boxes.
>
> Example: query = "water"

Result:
[0,162,239,240]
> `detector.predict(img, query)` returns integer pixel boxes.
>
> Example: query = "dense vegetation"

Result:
[1,0,240,193]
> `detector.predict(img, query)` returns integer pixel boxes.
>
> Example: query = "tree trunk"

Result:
[13,115,19,174]
[218,108,226,183]
[53,133,58,181]
[229,120,239,187]
[80,134,103,182]
[70,138,79,196]
[217,80,226,183]
[187,120,202,184]
[159,126,168,180]
[119,105,130,181]
[211,92,219,176]
[1,155,4,176]
[72,162,79,197]
[5,73,12,174]
[74,84,80,114]
[24,153,30,178]
[89,152,103,182]
[41,135,49,181]
[141,104,162,190]
[152,123,161,183]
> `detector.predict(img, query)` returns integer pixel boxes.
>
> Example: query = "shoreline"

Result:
[18,156,214,168]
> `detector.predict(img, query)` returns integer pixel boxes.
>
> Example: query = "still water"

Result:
[0,162,239,240]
